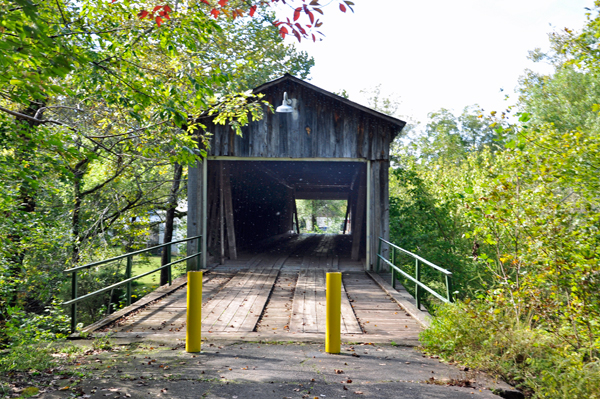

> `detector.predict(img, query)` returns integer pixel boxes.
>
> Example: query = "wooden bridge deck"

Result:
[95,234,424,343]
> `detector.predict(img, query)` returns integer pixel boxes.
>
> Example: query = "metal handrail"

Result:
[63,235,202,333]
[63,236,200,274]
[377,237,453,309]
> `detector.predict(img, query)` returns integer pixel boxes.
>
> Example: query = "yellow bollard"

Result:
[326,272,341,354]
[186,271,203,352]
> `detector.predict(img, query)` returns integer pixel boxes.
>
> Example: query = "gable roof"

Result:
[253,74,407,136]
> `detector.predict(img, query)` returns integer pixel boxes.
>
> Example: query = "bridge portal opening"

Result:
[204,160,367,263]
[295,199,349,235]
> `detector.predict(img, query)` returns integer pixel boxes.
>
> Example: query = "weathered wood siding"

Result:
[205,81,395,161]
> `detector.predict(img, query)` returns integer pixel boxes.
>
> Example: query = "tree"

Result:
[0,0,341,342]
[416,6,600,396]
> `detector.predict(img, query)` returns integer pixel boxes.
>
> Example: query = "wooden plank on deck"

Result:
[290,269,361,334]
[202,267,279,332]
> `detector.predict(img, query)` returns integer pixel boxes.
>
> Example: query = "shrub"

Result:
[421,300,600,398]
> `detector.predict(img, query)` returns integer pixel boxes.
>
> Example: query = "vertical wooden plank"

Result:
[380,161,390,269]
[186,160,202,271]
[294,198,300,234]
[219,161,225,265]
[342,195,351,234]
[207,165,220,254]
[351,168,366,261]
[222,162,237,260]
[368,160,378,271]
[201,158,208,268]
[285,187,294,233]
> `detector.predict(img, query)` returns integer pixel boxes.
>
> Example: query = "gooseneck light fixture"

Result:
[276,92,293,113]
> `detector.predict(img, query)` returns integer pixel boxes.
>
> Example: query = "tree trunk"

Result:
[161,163,183,285]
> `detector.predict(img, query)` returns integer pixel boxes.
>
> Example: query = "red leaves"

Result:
[133,0,350,40]
[267,0,352,42]
[279,26,289,39]
[137,4,172,26]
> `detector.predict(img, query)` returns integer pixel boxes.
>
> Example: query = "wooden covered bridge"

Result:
[83,75,432,342]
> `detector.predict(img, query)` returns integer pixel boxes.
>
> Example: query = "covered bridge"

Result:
[187,74,406,270]
[81,75,432,340]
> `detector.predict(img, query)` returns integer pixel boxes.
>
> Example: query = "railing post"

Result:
[445,274,453,303]
[167,243,172,285]
[376,239,382,273]
[391,247,396,288]
[126,255,133,306]
[415,259,421,310]
[71,272,78,334]
[196,237,201,271]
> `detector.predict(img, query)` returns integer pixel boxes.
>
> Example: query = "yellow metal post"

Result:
[186,271,203,352]
[326,272,342,354]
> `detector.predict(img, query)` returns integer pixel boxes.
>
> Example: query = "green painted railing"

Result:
[63,235,202,333]
[376,237,453,309]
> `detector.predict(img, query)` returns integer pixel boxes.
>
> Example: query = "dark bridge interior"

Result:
[205,160,367,262]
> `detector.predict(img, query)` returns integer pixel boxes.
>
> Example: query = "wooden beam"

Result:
[222,162,237,260]
[201,158,208,268]
[294,199,300,234]
[254,163,294,189]
[207,156,368,163]
[342,198,351,234]
[285,187,295,233]
[295,192,349,200]
[351,169,366,261]
[186,161,201,271]
[219,161,225,265]
[207,166,219,256]
[366,160,372,270]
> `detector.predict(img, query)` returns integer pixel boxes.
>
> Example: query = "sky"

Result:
[278,0,595,127]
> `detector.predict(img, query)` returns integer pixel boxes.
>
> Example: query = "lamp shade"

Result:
[276,92,293,113]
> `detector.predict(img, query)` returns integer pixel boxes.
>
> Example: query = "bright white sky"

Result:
[279,0,595,126]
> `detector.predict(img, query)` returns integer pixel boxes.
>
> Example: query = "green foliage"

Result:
[296,199,347,233]
[0,0,316,349]
[400,5,600,397]
[0,341,57,373]
[388,108,501,303]
[92,334,114,351]
[3,303,70,347]
[421,301,600,398]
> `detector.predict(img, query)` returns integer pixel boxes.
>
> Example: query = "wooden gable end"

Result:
[204,76,405,161]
